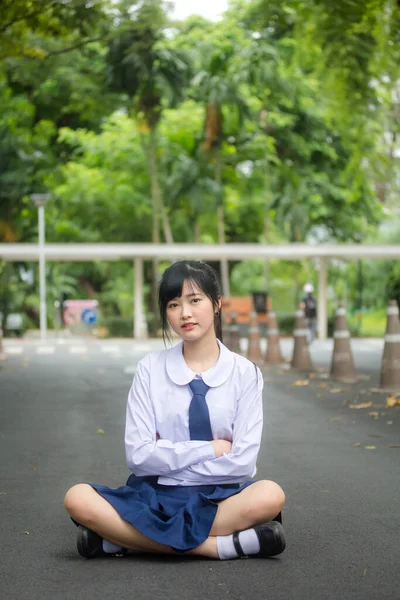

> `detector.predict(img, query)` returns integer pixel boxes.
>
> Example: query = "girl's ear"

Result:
[217,297,222,311]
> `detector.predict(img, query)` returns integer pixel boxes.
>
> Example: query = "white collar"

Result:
[166,339,235,387]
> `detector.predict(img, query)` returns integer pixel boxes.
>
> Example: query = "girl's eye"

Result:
[191,298,200,303]
[167,303,178,309]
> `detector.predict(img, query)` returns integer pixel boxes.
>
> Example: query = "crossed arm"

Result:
[125,359,263,483]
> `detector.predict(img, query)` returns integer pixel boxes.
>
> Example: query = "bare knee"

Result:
[260,480,285,507]
[64,483,95,522]
[248,480,286,521]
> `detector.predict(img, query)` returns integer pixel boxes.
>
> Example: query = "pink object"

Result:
[63,300,98,308]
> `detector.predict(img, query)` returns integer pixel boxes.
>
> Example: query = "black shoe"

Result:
[77,526,126,559]
[232,521,286,558]
[254,521,286,557]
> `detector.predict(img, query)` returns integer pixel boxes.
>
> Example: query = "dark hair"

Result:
[158,260,222,344]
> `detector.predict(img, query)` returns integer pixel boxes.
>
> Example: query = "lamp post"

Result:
[31,193,51,340]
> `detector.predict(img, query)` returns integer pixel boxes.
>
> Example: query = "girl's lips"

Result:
[182,324,196,330]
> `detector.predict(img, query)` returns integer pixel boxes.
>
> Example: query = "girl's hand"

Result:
[210,440,232,457]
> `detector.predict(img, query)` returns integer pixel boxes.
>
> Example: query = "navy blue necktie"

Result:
[188,379,213,441]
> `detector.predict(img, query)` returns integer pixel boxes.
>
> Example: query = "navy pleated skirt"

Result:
[90,474,254,552]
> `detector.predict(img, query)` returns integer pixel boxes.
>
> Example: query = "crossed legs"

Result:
[64,480,285,559]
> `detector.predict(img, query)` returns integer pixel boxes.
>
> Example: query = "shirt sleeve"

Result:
[125,356,215,477]
[160,364,264,485]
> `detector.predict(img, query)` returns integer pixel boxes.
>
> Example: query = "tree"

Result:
[0,0,107,60]
[105,1,192,324]
[189,29,250,296]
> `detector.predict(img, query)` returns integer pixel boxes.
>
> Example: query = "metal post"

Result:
[38,204,46,340]
[318,256,328,340]
[31,193,51,341]
[134,258,144,339]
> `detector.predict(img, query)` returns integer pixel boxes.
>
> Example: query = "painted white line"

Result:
[124,366,136,375]
[69,346,88,354]
[5,347,23,355]
[131,344,153,353]
[385,334,400,343]
[101,345,120,353]
[36,346,55,355]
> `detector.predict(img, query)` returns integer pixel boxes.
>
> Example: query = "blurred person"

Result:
[64,260,286,561]
[302,283,317,343]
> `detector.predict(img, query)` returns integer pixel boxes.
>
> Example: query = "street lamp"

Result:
[31,193,51,340]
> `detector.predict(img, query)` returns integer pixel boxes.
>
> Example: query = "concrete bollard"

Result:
[291,304,313,370]
[380,300,400,392]
[264,310,284,364]
[229,311,242,354]
[330,303,357,382]
[0,327,6,361]
[221,312,231,349]
[247,311,263,364]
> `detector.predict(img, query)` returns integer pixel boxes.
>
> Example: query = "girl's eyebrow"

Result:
[168,292,202,303]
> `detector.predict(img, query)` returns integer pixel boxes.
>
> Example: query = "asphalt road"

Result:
[1,337,399,600]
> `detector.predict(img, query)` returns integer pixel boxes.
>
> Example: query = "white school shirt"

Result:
[125,339,264,486]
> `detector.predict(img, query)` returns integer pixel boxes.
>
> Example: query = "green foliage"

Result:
[99,315,133,338]
[1,0,400,333]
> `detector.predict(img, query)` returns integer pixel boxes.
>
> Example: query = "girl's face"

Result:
[166,280,221,343]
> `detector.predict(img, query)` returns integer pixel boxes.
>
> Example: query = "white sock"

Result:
[102,540,123,554]
[216,528,260,560]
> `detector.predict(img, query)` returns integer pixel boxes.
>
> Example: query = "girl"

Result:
[64,260,286,560]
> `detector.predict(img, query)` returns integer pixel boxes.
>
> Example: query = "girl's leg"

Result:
[210,480,285,537]
[64,484,219,558]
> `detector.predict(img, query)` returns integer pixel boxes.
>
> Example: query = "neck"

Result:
[182,332,220,374]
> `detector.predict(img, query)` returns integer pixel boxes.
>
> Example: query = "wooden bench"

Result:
[221,297,272,324]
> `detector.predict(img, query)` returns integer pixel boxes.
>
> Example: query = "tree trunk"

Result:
[263,169,270,289]
[215,152,230,297]
[147,130,162,333]
[263,213,270,289]
[149,128,173,244]
[194,220,201,243]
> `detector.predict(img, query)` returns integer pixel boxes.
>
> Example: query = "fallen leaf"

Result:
[0,492,6,495]
[364,446,376,450]
[386,396,400,408]
[389,444,400,448]
[31,466,36,471]
[349,402,373,409]
[353,443,361,447]
[97,429,105,435]
[319,383,327,388]
[330,388,344,394]
[292,380,309,387]
[363,569,367,577]
[308,373,317,379]
[276,370,285,375]
[331,418,341,422]
[368,411,380,419]
[386,421,393,425]
[24,531,29,535]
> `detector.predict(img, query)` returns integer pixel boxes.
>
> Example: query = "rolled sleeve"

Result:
[125,357,215,477]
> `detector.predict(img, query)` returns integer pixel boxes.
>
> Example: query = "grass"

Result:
[348,308,387,337]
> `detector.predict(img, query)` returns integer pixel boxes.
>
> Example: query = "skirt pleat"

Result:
[90,474,253,552]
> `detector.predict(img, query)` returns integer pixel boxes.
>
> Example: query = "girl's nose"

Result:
[181,303,192,318]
